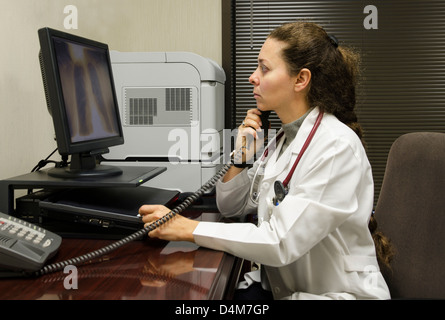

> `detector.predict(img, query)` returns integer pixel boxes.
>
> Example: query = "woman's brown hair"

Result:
[269,21,394,270]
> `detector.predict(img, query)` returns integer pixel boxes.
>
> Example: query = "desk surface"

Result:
[0,172,241,300]
[0,236,240,300]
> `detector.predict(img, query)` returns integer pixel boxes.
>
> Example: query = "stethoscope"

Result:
[249,111,324,206]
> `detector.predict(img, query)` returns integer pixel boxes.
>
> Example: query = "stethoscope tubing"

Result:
[253,111,324,204]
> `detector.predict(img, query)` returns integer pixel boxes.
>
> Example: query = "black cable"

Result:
[31,148,61,172]
[35,149,244,277]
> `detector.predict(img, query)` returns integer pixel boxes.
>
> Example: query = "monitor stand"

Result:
[47,152,122,179]
[48,164,123,179]
[0,165,166,214]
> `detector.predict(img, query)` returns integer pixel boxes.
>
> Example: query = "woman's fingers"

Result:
[139,204,171,224]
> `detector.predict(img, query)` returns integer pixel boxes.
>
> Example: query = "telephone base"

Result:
[0,269,29,278]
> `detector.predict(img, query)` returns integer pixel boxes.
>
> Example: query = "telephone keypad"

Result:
[0,216,50,247]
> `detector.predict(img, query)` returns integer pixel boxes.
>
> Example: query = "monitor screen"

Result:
[38,28,124,178]
[54,36,121,144]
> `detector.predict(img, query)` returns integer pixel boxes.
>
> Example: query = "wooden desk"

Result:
[0,235,241,300]
[0,174,242,300]
[0,197,242,300]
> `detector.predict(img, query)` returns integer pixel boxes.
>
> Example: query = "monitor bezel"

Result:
[38,27,124,157]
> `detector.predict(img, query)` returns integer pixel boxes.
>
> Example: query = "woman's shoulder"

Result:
[315,113,368,162]
[321,113,362,143]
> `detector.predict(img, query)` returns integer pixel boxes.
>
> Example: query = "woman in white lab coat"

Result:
[139,21,392,300]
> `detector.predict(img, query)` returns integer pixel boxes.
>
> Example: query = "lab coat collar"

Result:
[263,107,321,181]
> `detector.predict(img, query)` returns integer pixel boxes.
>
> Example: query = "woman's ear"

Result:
[294,68,311,93]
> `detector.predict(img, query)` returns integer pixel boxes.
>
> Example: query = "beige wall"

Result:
[0,0,222,180]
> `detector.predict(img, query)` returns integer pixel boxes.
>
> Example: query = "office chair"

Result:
[374,132,445,299]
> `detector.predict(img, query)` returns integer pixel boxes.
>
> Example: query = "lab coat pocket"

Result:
[343,255,380,294]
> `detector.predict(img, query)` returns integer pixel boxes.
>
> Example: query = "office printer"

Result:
[104,51,226,192]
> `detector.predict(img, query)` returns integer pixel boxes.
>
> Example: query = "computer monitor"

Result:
[38,27,124,179]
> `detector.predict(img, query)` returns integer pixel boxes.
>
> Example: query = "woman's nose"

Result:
[249,71,259,85]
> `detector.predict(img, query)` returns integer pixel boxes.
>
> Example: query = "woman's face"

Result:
[249,38,299,114]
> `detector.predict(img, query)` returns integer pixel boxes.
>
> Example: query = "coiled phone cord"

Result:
[35,149,245,277]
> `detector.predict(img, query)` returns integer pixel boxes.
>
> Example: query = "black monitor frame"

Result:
[38,27,124,178]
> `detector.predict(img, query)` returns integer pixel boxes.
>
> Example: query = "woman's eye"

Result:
[260,65,268,73]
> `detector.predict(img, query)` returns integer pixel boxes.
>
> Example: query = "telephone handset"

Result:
[259,110,271,141]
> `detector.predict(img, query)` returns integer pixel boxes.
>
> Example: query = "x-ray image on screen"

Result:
[54,37,120,144]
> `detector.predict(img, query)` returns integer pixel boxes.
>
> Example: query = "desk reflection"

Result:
[0,237,236,300]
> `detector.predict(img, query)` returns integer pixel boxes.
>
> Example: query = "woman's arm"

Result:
[194,137,368,266]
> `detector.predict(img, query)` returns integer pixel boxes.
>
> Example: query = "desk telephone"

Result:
[0,110,271,277]
[0,212,62,276]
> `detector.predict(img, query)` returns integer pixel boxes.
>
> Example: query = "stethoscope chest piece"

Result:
[273,180,288,205]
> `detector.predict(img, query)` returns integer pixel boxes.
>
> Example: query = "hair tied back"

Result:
[328,35,339,48]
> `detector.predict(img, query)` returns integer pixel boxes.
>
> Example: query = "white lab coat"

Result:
[192,107,391,300]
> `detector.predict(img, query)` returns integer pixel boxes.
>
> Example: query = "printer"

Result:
[103,51,226,193]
